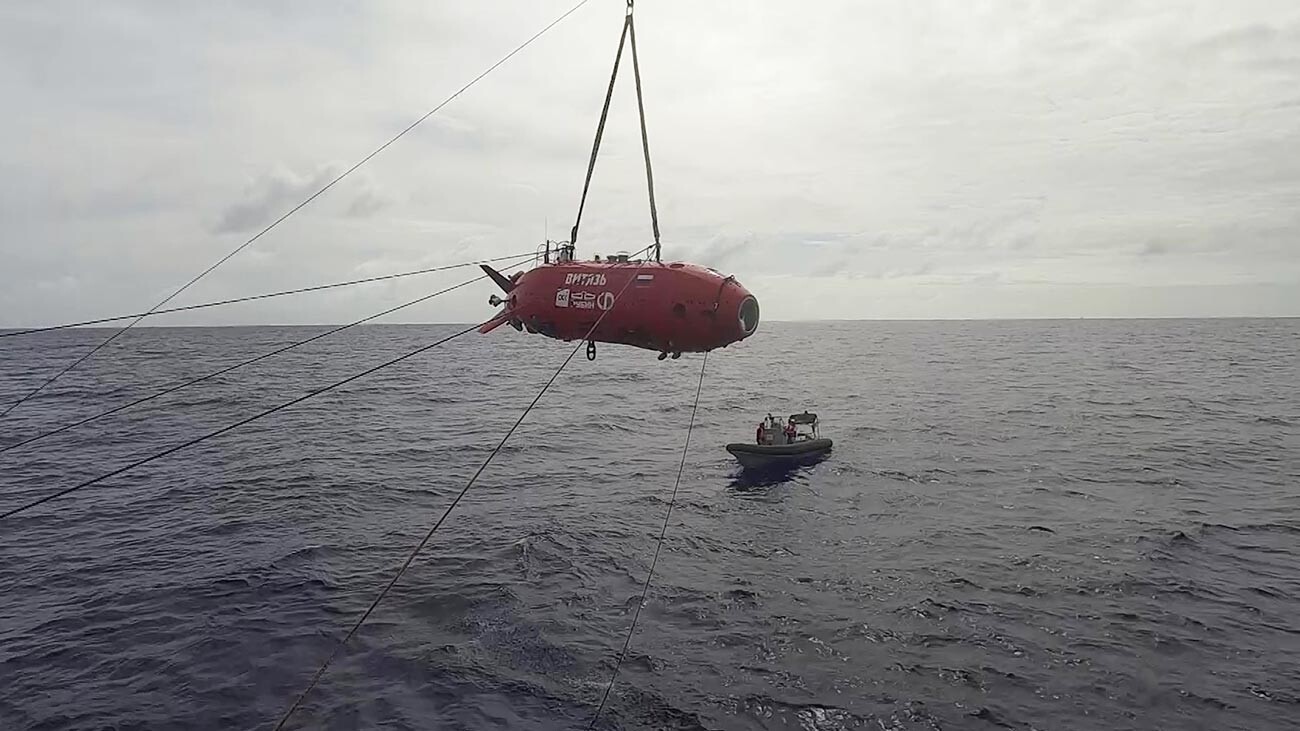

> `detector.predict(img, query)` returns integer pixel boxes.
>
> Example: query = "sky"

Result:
[1,0,1298,326]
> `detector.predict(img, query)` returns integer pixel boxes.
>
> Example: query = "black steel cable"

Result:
[272,251,654,731]
[0,0,593,417]
[0,324,479,522]
[0,253,533,339]
[586,349,708,729]
[0,260,532,457]
[1,242,655,521]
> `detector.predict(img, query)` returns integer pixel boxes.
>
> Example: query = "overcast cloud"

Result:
[1,0,1298,326]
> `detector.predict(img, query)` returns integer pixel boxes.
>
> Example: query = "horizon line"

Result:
[3,313,1298,332]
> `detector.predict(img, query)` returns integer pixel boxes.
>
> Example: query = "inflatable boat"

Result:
[726,411,832,469]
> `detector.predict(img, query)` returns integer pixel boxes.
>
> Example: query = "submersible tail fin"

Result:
[478,264,520,333]
[478,312,512,334]
[480,264,516,293]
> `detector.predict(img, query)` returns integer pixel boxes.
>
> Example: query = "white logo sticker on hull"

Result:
[555,289,570,307]
[597,291,614,310]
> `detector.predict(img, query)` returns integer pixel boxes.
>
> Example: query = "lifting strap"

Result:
[628,9,661,261]
[570,0,662,261]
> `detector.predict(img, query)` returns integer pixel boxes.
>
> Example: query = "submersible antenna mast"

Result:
[569,0,663,262]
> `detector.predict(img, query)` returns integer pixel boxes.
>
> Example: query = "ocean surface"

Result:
[0,319,1296,731]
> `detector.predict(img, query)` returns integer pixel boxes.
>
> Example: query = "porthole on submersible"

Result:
[739,296,760,336]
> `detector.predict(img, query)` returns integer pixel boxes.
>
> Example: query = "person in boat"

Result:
[756,421,765,445]
[784,419,797,444]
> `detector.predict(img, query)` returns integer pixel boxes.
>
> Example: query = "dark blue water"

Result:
[0,320,1297,730]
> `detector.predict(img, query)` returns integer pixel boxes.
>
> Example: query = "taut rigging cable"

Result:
[0,323,477,522]
[0,0,594,418]
[271,249,655,731]
[587,350,708,728]
[0,257,536,457]
[0,252,533,339]
[0,243,654,520]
